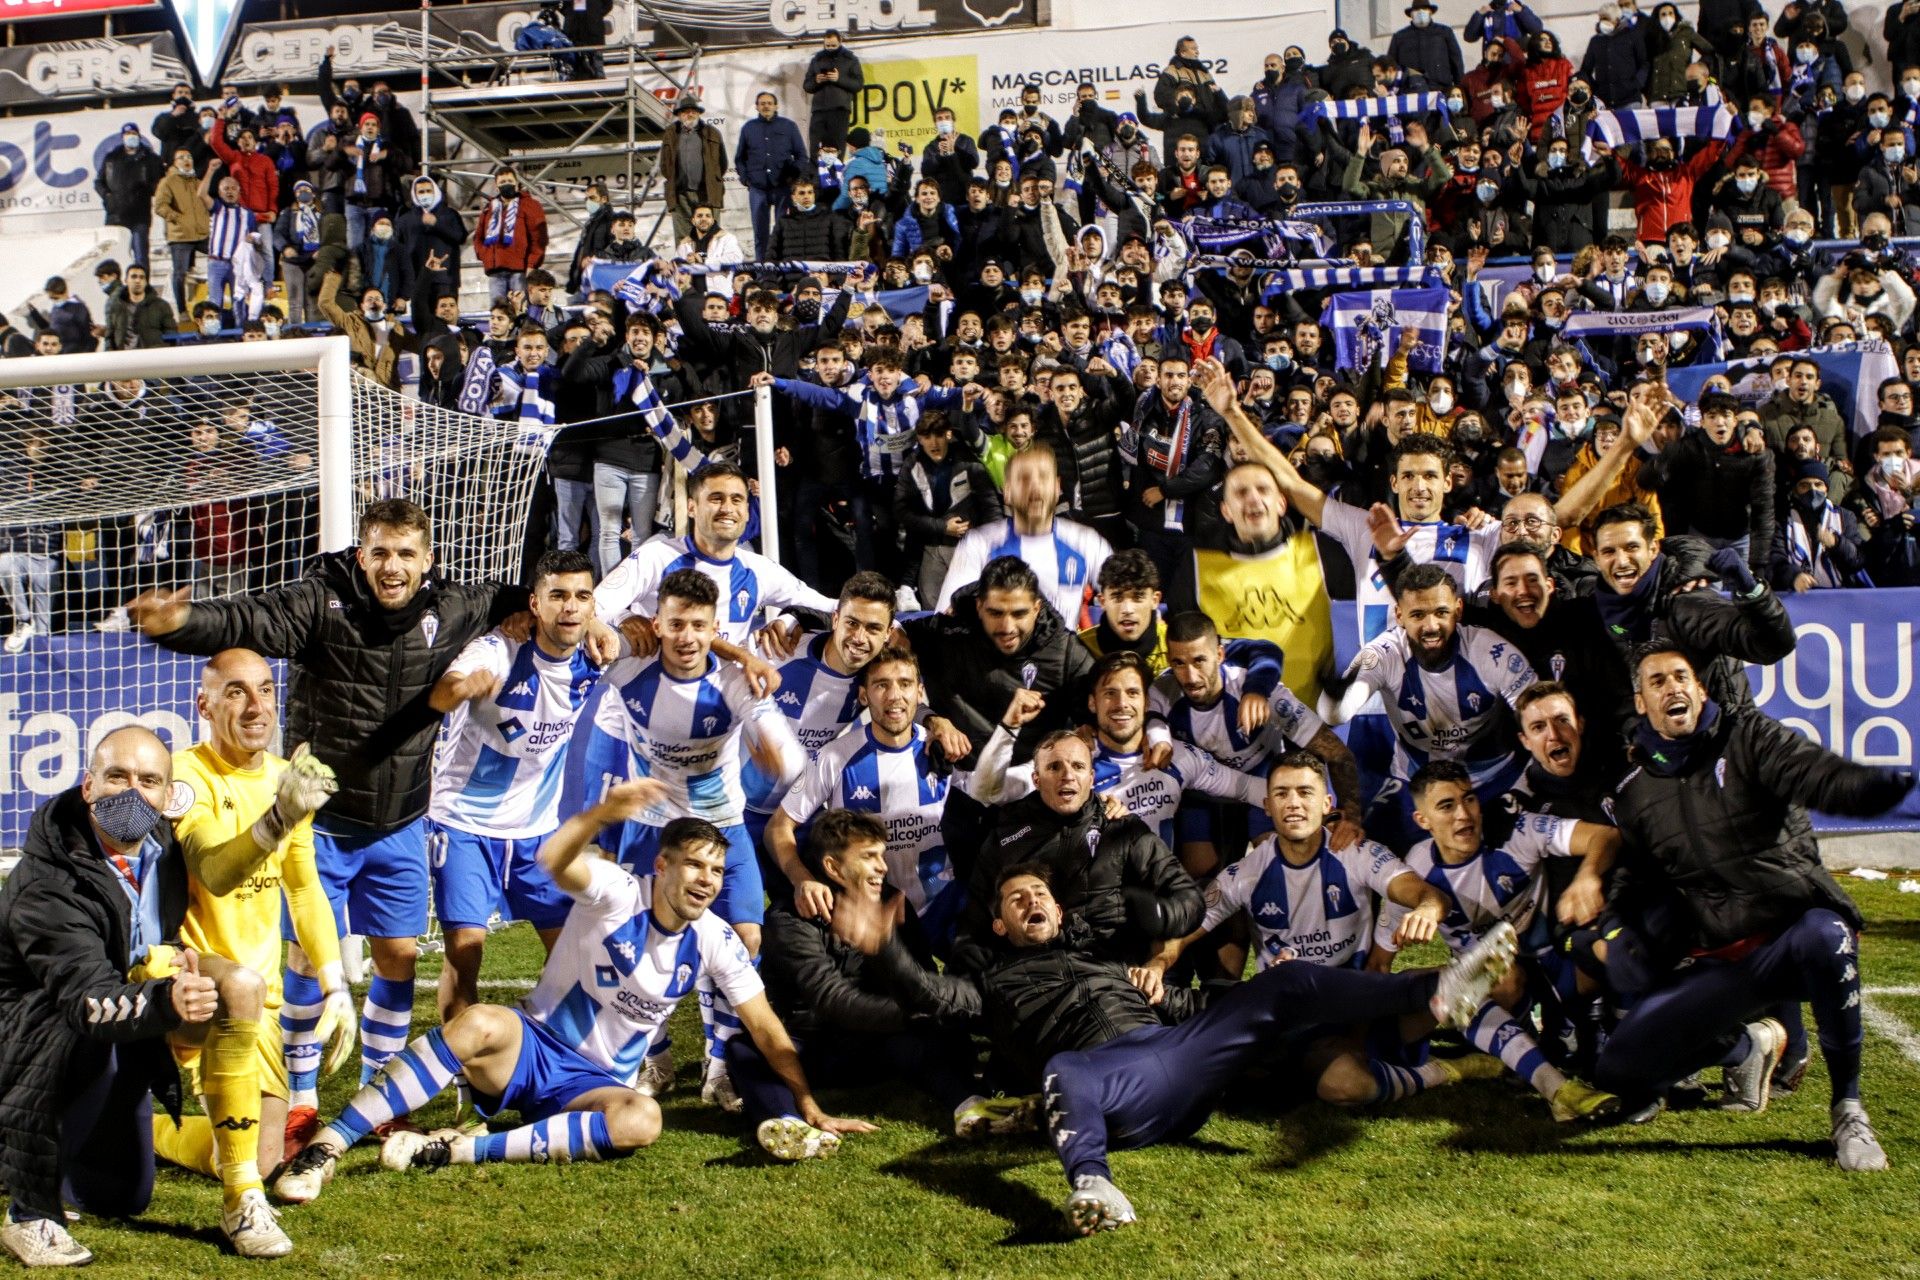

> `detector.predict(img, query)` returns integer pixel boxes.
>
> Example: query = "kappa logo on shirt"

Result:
[1257,901,1283,919]
[849,785,877,802]
[778,691,802,707]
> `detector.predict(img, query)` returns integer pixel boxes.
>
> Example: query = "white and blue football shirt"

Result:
[935,516,1112,623]
[1375,812,1578,955]
[430,630,604,839]
[997,739,1266,849]
[1318,499,1501,645]
[594,533,838,644]
[1149,640,1326,774]
[1342,623,1535,791]
[741,630,864,816]
[778,723,956,909]
[526,856,763,1084]
[569,652,803,829]
[1204,832,1414,970]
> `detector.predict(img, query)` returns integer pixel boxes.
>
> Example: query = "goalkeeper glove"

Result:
[314,961,359,1077]
[251,743,340,850]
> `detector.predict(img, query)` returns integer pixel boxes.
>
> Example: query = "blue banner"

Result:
[1666,341,1899,441]
[0,597,1912,849]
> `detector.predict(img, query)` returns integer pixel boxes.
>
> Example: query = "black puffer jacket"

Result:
[156,551,521,831]
[949,790,1202,975]
[900,581,1096,768]
[0,788,188,1216]
[1037,373,1130,526]
[1609,705,1913,951]
[768,205,851,263]
[761,891,971,1039]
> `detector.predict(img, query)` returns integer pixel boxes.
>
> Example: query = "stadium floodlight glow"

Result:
[166,0,246,86]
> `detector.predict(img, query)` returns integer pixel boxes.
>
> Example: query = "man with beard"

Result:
[936,445,1110,623]
[1595,643,1914,1171]
[1326,564,1538,850]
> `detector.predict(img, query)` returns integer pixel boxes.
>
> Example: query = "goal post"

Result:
[0,334,552,849]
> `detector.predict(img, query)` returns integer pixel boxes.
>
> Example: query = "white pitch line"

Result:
[1862,997,1920,1071]
[1863,986,1920,997]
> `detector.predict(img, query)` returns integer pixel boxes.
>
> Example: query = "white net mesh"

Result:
[0,353,548,847]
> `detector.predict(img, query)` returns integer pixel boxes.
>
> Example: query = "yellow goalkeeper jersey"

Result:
[171,743,340,1008]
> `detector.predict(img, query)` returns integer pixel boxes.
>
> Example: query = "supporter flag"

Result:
[456,344,497,416]
[1321,287,1450,375]
[872,286,931,323]
[611,260,682,310]
[1665,340,1900,439]
[1586,104,1738,151]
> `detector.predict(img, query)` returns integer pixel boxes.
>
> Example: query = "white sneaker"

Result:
[701,1062,742,1114]
[3,623,34,655]
[637,1053,675,1098]
[1065,1173,1136,1235]
[1833,1100,1891,1172]
[0,1212,93,1267]
[1430,920,1518,1030]
[756,1116,840,1162]
[93,607,131,633]
[1721,1018,1786,1113]
[379,1129,434,1172]
[271,1141,337,1204]
[221,1188,293,1259]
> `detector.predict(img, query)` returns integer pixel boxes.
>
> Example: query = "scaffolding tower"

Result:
[416,0,701,246]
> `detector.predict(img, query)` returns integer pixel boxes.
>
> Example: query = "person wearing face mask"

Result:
[0,727,218,1270]
[94,124,165,273]
[1388,0,1466,90]
[1595,131,1725,244]
[1852,134,1920,234]
[153,147,212,315]
[392,175,466,305]
[1579,3,1649,109]
[1465,0,1545,51]
[1769,459,1869,590]
[566,181,615,297]
[1515,138,1616,252]
[1517,33,1571,142]
[272,181,325,325]
[1721,96,1806,210]
[1251,49,1315,165]
[1460,36,1525,125]
[1646,3,1717,103]
[1318,29,1378,100]
[1812,78,1868,238]
[472,167,549,304]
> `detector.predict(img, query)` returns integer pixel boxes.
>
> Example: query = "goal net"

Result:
[0,336,549,849]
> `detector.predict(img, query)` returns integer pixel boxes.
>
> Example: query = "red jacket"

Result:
[473,194,549,274]
[1460,39,1525,126]
[208,131,278,220]
[1725,119,1806,201]
[1519,55,1572,140]
[1617,140,1724,243]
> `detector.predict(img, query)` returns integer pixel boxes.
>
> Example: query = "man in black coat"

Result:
[94,125,165,271]
[899,557,1096,769]
[0,729,217,1268]
[728,810,1029,1155]
[1638,392,1776,576]
[948,726,1203,976]
[566,183,615,297]
[126,500,612,1093]
[803,31,864,155]
[1595,642,1913,1171]
[875,861,1515,1232]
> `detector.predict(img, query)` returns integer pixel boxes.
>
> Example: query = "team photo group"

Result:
[2,0,1920,1268]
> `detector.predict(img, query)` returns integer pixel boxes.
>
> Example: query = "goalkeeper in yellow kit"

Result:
[151,649,355,1259]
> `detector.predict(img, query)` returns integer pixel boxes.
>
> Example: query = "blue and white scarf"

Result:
[1301,92,1450,128]
[457,344,497,415]
[620,365,722,471]
[613,259,684,312]
[352,133,380,197]
[494,362,556,450]
[1784,504,1868,587]
[817,151,845,195]
[482,195,520,248]
[1181,215,1331,260]
[1261,265,1444,298]
[1585,104,1737,150]
[1558,306,1716,339]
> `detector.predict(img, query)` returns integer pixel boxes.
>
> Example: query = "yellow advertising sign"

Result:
[849,53,979,157]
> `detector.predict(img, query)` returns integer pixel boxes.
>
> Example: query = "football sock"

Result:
[1465,1001,1565,1100]
[151,1112,219,1179]
[328,1028,461,1151]
[1363,1059,1458,1103]
[203,1017,265,1211]
[279,969,325,1109]
[455,1112,616,1165]
[360,975,415,1084]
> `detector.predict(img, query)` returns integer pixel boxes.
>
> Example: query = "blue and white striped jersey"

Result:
[1374,813,1577,954]
[1149,643,1326,774]
[570,652,803,828]
[740,630,863,815]
[1343,624,1535,790]
[430,630,603,839]
[1204,833,1413,971]
[934,517,1112,623]
[594,533,838,644]
[1319,500,1501,645]
[527,857,763,1084]
[779,723,956,909]
[998,739,1266,848]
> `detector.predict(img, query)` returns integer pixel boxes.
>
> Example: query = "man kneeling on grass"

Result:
[273,782,871,1200]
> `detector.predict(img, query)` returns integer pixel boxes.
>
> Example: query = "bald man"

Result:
[0,727,218,1269]
[150,650,348,1259]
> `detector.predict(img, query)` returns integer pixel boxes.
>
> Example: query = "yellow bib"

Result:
[1194,537,1334,704]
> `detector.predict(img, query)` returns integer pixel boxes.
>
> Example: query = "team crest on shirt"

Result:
[1086,829,1101,858]
[736,589,751,616]
[703,715,719,734]
[1325,883,1344,911]
[421,613,440,647]
[1551,654,1566,680]
[1021,662,1038,689]
[1715,758,1727,788]
[1465,692,1482,712]
[675,963,693,988]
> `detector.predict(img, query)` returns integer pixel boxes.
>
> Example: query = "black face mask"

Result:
[1277,181,1300,201]
[1793,490,1828,515]
[498,184,518,200]
[1176,98,1196,113]
[794,299,822,323]
[1285,56,1304,74]
[1300,457,1349,491]
[1569,87,1591,105]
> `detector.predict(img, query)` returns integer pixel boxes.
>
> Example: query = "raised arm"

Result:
[538,778,670,894]
[1189,356,1327,523]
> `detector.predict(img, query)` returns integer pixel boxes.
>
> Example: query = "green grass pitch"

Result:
[74,879,1920,1279]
